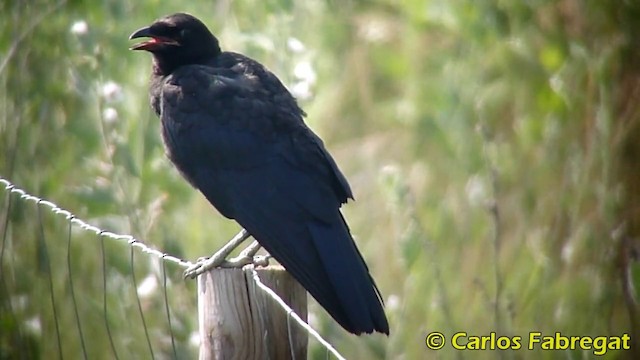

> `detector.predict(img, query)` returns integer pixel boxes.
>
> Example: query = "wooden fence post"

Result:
[197,265,308,359]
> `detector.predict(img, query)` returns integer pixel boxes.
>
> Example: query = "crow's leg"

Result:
[223,240,271,267]
[183,229,251,278]
[228,240,261,263]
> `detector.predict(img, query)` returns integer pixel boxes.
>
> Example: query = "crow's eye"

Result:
[154,24,180,38]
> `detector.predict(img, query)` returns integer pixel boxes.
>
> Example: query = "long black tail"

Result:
[306,215,389,335]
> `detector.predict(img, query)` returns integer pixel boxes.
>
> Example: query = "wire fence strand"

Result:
[0,190,25,356]
[0,177,193,269]
[101,233,120,360]
[67,220,88,360]
[130,247,156,360]
[37,204,64,360]
[162,261,179,360]
[0,176,346,360]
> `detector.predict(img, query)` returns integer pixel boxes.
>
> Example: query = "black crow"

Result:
[130,13,389,335]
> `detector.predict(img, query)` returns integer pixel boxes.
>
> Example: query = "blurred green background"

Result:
[2,0,640,359]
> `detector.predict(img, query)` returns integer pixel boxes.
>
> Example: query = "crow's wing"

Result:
[159,64,388,334]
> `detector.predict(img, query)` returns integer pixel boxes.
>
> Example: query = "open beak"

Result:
[129,26,180,51]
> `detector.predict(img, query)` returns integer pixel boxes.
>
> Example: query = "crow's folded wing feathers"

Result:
[160,64,351,220]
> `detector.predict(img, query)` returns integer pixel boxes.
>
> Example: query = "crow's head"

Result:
[130,13,221,74]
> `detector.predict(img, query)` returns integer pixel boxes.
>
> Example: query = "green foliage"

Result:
[2,0,640,359]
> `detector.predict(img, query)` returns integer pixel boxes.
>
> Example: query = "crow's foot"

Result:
[183,229,251,278]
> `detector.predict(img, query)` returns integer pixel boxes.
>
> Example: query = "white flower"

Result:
[386,294,401,311]
[102,107,118,123]
[287,37,306,53]
[137,274,158,298]
[291,81,312,100]
[101,81,122,102]
[465,175,487,207]
[189,331,200,347]
[293,60,316,84]
[25,317,42,335]
[290,60,316,100]
[70,20,88,35]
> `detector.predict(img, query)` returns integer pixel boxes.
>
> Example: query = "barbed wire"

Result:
[0,175,346,359]
[0,177,194,269]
